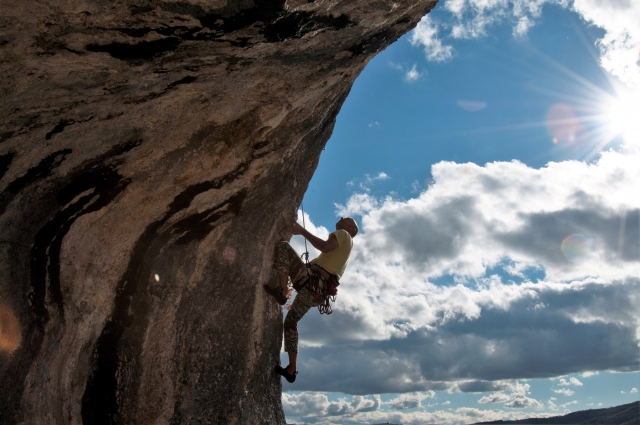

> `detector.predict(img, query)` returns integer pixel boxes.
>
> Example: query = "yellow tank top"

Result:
[312,229,353,279]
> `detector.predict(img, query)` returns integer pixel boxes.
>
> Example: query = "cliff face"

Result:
[0,1,436,423]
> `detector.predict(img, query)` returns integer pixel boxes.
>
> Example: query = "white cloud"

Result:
[283,401,550,425]
[559,377,583,386]
[386,391,435,410]
[405,64,422,82]
[631,387,638,393]
[441,0,556,39]
[335,192,381,216]
[513,15,532,37]
[572,0,640,87]
[479,392,512,404]
[389,62,425,82]
[337,150,640,282]
[553,388,575,396]
[371,172,389,181]
[409,15,454,62]
[281,392,381,418]
[442,400,451,405]
[285,152,640,396]
[412,0,640,88]
[582,371,599,378]
[504,394,543,409]
[477,383,543,409]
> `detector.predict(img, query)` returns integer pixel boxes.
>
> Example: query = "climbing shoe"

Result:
[263,285,287,305]
[275,365,297,383]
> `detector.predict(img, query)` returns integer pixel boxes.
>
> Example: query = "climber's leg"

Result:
[283,287,319,370]
[273,241,308,296]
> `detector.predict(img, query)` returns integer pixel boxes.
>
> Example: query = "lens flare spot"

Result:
[546,103,581,144]
[0,305,21,353]
[223,246,236,263]
[154,274,160,282]
[561,234,592,262]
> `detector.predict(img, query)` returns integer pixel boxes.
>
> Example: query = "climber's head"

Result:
[336,217,358,237]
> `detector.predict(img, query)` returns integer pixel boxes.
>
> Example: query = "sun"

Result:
[604,90,640,143]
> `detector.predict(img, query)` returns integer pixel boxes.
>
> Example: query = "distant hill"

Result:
[474,400,639,425]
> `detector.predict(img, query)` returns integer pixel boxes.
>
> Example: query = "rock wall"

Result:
[0,1,437,423]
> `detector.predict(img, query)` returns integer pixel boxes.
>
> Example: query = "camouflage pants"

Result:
[273,241,322,353]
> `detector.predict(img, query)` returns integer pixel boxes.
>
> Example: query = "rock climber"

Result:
[263,216,358,383]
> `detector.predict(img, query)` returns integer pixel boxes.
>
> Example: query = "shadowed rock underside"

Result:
[0,0,437,424]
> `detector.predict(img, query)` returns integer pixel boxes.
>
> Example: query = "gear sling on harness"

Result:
[293,263,339,315]
[298,204,339,315]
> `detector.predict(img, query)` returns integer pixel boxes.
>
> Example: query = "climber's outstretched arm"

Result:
[287,222,338,253]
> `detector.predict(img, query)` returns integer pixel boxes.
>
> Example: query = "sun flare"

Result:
[605,91,640,143]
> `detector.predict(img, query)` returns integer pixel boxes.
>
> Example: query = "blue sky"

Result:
[283,1,640,424]
[304,3,624,220]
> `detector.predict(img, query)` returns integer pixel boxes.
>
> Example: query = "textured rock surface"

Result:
[0,1,436,423]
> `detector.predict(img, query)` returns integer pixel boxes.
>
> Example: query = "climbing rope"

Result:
[300,203,310,266]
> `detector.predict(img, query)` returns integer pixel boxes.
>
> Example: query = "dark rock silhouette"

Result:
[475,400,640,425]
[0,0,437,423]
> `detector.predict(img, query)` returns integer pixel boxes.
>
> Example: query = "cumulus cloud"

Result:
[284,151,640,395]
[410,0,640,87]
[558,377,583,386]
[281,392,381,419]
[389,62,424,82]
[338,151,640,281]
[405,64,423,82]
[290,263,639,395]
[553,388,575,396]
[386,391,435,410]
[479,392,512,404]
[631,387,638,393]
[369,172,389,182]
[282,400,547,425]
[572,0,640,87]
[440,0,562,40]
[409,15,454,62]
[478,383,543,409]
[505,395,543,409]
